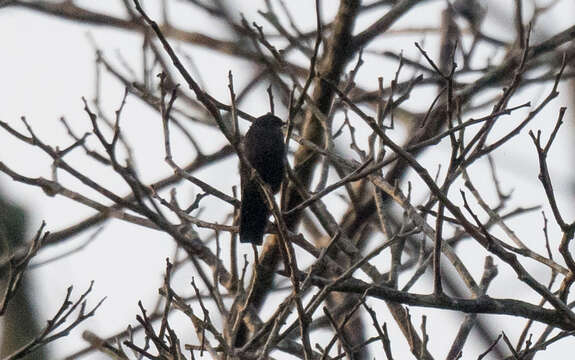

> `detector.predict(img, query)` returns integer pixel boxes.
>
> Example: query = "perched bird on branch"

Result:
[239,114,285,245]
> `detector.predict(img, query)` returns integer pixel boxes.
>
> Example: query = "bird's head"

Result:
[252,113,284,129]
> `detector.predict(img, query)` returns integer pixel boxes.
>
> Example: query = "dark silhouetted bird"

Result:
[239,114,285,245]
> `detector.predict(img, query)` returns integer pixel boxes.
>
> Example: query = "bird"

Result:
[239,113,285,245]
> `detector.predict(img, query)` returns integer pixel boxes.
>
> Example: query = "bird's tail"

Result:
[239,182,269,245]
